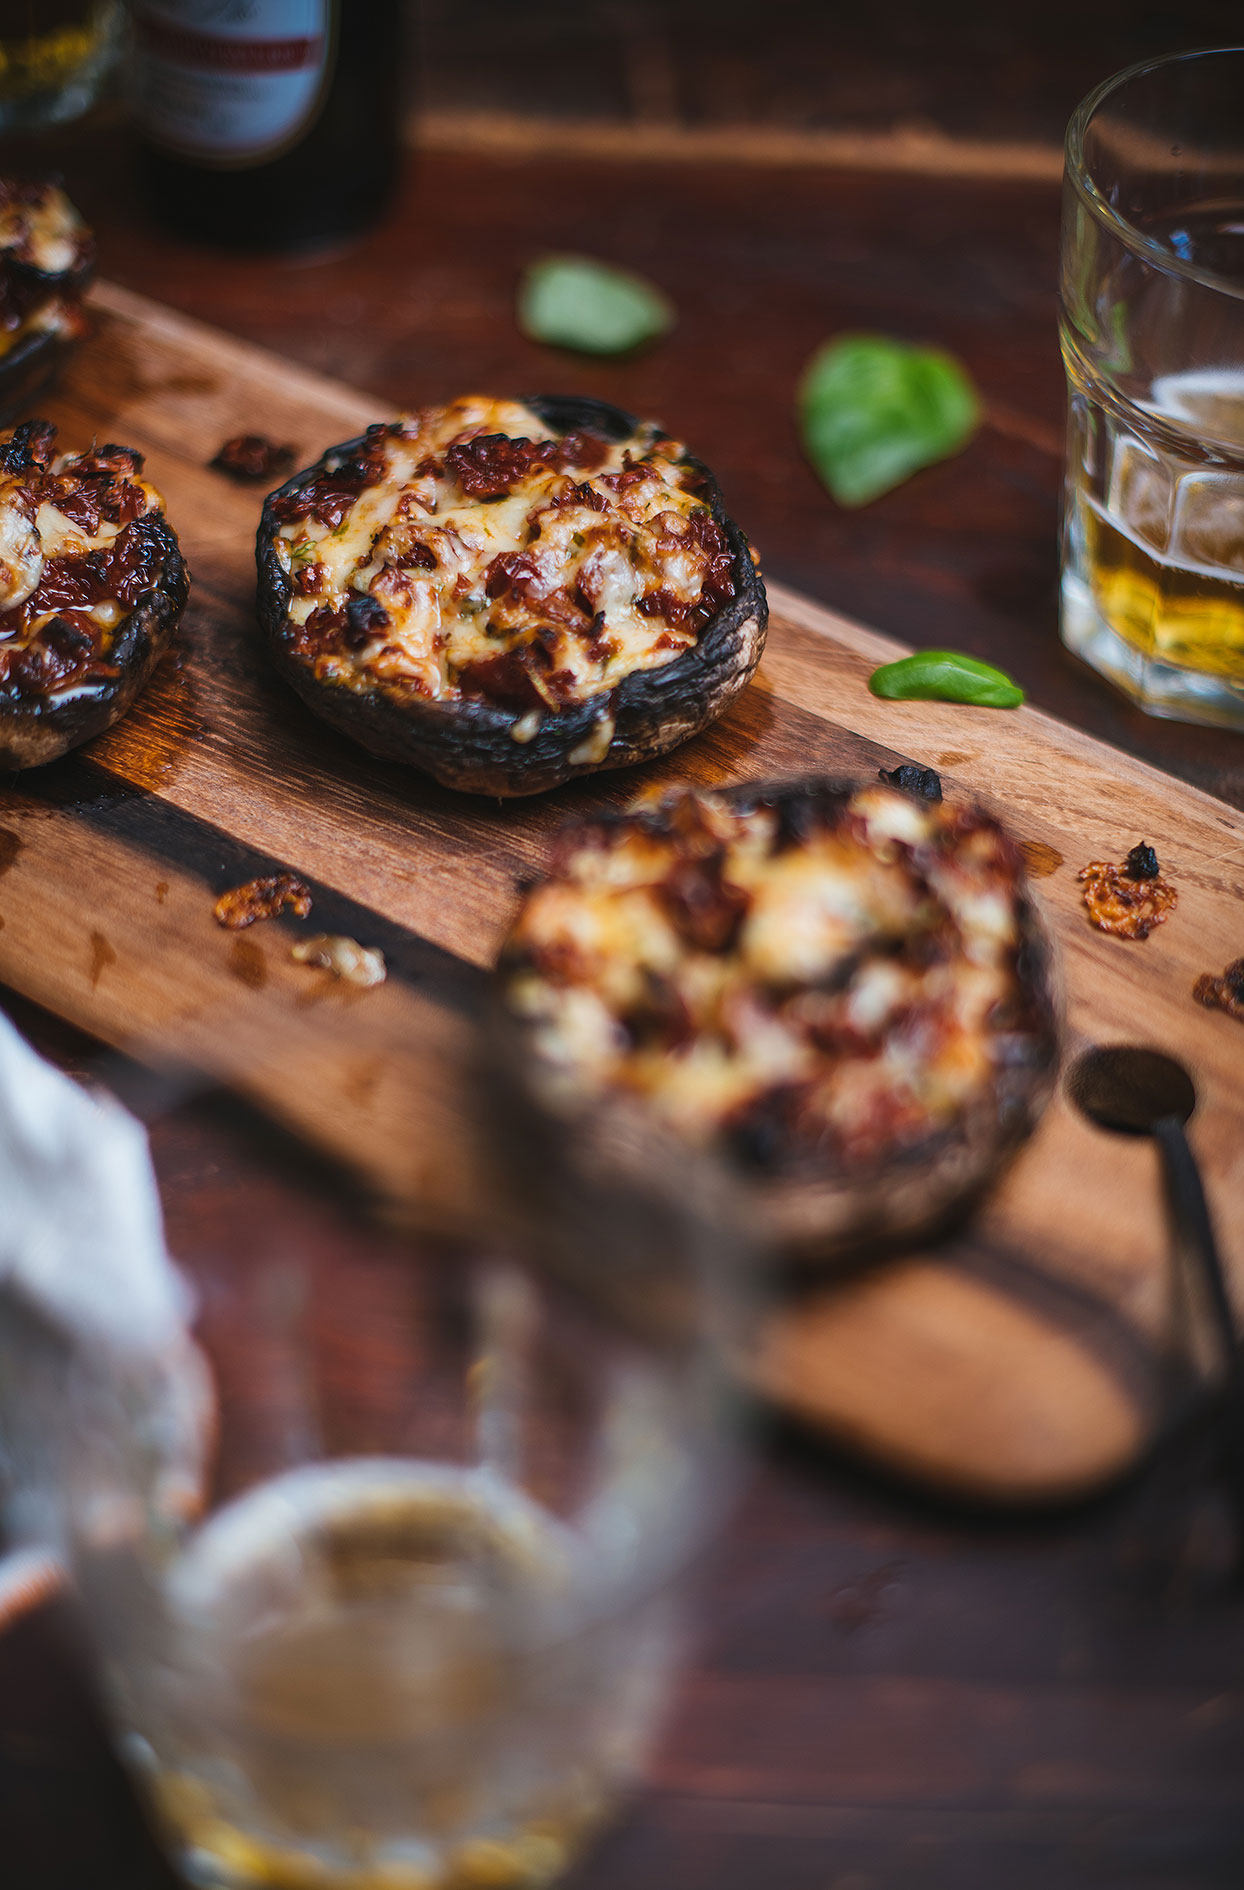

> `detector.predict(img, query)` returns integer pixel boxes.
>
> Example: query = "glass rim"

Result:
[1064,44,1244,305]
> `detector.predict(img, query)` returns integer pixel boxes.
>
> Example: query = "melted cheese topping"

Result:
[0,429,167,700]
[273,395,736,715]
[0,462,162,641]
[503,784,1038,1171]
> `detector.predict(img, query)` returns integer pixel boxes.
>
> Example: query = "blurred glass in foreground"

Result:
[0,1,121,131]
[0,1079,743,1890]
[1060,46,1244,729]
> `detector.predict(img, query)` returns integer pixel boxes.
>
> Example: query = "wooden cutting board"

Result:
[2,281,1242,1506]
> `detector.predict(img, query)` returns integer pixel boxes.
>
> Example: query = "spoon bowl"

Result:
[1068,1044,1196,1136]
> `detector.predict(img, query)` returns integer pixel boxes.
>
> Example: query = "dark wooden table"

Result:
[3,79,1244,1890]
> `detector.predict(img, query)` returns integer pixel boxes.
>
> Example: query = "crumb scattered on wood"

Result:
[210,434,296,482]
[1078,847,1177,939]
[1193,957,1244,1021]
[214,873,312,929]
[290,933,386,987]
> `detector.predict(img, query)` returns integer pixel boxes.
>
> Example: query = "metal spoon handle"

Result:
[1153,1113,1244,1532]
[1154,1114,1236,1358]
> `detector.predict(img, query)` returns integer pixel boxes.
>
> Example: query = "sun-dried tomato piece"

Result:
[547,479,610,514]
[293,561,327,597]
[657,849,751,952]
[0,420,55,475]
[555,431,609,473]
[446,433,558,500]
[1078,858,1177,938]
[213,873,312,930]
[600,462,651,497]
[1193,957,1244,1021]
[22,519,164,624]
[270,426,389,526]
[484,550,540,599]
[457,645,557,711]
[1,617,92,695]
[621,969,695,1049]
[211,434,297,483]
[65,444,144,481]
[46,482,101,535]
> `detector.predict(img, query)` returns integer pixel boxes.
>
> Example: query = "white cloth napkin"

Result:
[0,1011,211,1620]
[0,1011,192,1357]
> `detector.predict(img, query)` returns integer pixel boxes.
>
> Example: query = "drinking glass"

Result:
[0,2,122,131]
[1059,46,1244,728]
[0,1092,741,1890]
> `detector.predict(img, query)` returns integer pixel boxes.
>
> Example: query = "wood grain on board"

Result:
[3,280,1243,1504]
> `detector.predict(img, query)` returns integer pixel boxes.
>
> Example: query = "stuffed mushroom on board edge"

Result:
[0,179,94,425]
[489,777,1061,1273]
[0,420,188,770]
[255,393,767,796]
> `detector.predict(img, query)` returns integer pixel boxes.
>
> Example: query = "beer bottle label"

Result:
[132,2,335,167]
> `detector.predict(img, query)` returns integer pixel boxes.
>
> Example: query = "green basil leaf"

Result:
[868,650,1024,708]
[519,254,674,355]
[798,334,980,507]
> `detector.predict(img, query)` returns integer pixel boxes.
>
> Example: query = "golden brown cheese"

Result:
[502,783,1041,1172]
[270,396,737,718]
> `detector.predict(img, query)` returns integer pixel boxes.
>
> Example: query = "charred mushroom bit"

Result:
[1193,957,1244,1022]
[1078,844,1177,939]
[290,934,386,986]
[497,777,1058,1264]
[256,394,767,795]
[0,179,93,421]
[878,762,942,802]
[211,434,296,483]
[0,420,188,769]
[213,873,312,929]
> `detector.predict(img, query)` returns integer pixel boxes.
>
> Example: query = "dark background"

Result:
[413,1,1241,140]
[3,6,1244,1889]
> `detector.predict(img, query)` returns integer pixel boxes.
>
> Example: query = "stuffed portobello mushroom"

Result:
[494,777,1060,1269]
[0,179,93,422]
[0,420,188,770]
[256,394,767,795]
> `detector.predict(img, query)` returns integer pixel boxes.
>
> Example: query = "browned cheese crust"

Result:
[1193,957,1244,1021]
[0,420,188,768]
[256,394,767,795]
[495,778,1060,1267]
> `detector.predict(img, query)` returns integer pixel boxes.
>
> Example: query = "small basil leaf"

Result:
[519,254,674,355]
[868,651,1024,708]
[798,334,980,507]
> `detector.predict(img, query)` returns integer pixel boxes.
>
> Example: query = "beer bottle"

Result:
[129,1,407,251]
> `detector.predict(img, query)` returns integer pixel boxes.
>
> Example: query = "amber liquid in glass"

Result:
[1061,208,1244,725]
[118,1462,667,1890]
[0,1,119,128]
